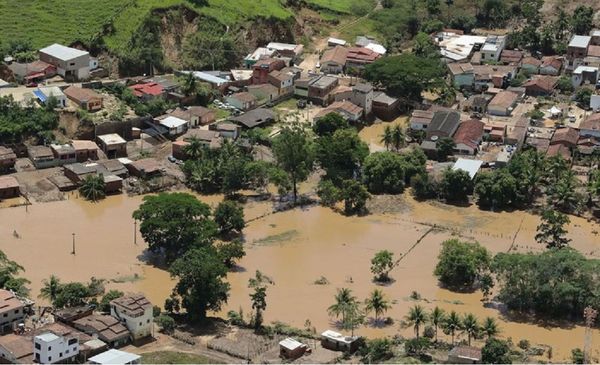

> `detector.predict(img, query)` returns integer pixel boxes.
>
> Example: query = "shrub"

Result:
[434,239,491,289]
[155,314,176,334]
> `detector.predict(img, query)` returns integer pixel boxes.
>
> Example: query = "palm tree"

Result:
[462,313,479,346]
[79,174,106,201]
[364,289,391,324]
[391,125,405,151]
[481,317,499,339]
[405,304,428,339]
[380,125,393,151]
[444,310,462,345]
[184,137,205,160]
[39,275,62,302]
[430,306,446,342]
[328,288,357,324]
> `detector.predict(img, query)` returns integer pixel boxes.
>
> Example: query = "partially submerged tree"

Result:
[79,174,106,201]
[535,208,571,249]
[370,250,397,282]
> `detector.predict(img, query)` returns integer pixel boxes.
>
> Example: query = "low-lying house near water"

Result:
[452,158,483,179]
[320,330,359,352]
[97,134,127,159]
[0,289,26,333]
[425,110,461,141]
[28,145,55,169]
[72,314,130,347]
[279,338,307,359]
[110,294,153,341]
[372,92,400,121]
[410,110,434,130]
[126,159,163,178]
[314,101,363,123]
[89,349,141,365]
[71,140,99,162]
[0,146,17,172]
[51,143,77,166]
[448,345,482,364]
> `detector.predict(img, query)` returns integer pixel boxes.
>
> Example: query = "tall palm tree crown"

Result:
[406,304,428,339]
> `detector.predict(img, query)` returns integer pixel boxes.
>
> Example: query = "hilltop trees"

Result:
[0,95,59,144]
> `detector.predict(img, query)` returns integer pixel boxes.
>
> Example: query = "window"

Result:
[48,346,52,351]
[68,338,77,345]
[48,357,52,362]
[35,343,41,350]
[147,319,150,323]
[3,313,7,317]
[69,62,75,66]
[66,350,69,354]
[59,352,63,357]
[139,322,142,326]
[14,310,18,314]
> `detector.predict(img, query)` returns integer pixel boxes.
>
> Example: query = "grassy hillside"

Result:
[305,0,373,14]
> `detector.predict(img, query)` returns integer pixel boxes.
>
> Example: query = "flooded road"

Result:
[0,192,598,361]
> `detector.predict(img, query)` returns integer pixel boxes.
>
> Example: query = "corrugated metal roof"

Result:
[39,43,88,61]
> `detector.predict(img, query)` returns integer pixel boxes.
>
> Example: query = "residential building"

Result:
[351,83,373,116]
[436,32,487,62]
[157,116,188,137]
[540,56,563,75]
[63,86,103,111]
[572,65,598,87]
[320,46,348,74]
[225,92,257,111]
[268,69,295,95]
[372,92,400,121]
[128,83,164,100]
[453,158,483,179]
[321,330,359,352]
[448,345,482,364]
[97,134,127,158]
[89,349,141,365]
[63,163,97,184]
[39,43,90,81]
[34,332,79,364]
[247,83,279,103]
[0,333,34,363]
[229,108,276,129]
[425,110,461,140]
[410,110,434,130]
[480,35,506,62]
[294,76,316,98]
[244,47,277,68]
[521,56,542,74]
[345,47,380,69]
[591,94,600,111]
[453,119,485,155]
[551,127,580,149]
[547,143,572,160]
[101,160,128,178]
[0,146,16,172]
[8,60,56,82]
[314,101,363,123]
[487,91,518,116]
[500,49,523,65]
[72,314,130,347]
[307,75,339,106]
[585,45,600,67]
[265,42,303,60]
[448,63,475,89]
[567,35,592,70]
[34,86,66,107]
[506,117,528,150]
[463,95,489,114]
[184,71,230,90]
[0,290,25,333]
[523,76,557,96]
[0,176,20,199]
[579,113,600,138]
[279,338,307,360]
[472,64,516,89]
[331,85,353,102]
[328,38,347,47]
[50,143,77,166]
[110,294,153,341]
[252,58,285,84]
[126,159,163,179]
[485,122,507,143]
[213,123,241,140]
[71,140,99,162]
[28,145,55,169]
[167,106,215,127]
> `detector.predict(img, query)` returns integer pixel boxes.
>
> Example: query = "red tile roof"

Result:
[550,127,579,147]
[453,119,485,150]
[321,46,349,65]
[129,82,164,97]
[346,47,380,64]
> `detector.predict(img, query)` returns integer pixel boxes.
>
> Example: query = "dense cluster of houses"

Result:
[0,289,150,364]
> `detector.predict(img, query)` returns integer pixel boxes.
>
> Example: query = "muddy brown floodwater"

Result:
[0,192,598,362]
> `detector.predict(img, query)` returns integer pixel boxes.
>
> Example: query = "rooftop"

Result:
[321,330,357,344]
[449,346,482,361]
[35,332,60,343]
[452,158,483,179]
[97,133,126,145]
[159,116,188,129]
[428,110,461,135]
[353,83,373,93]
[71,140,99,151]
[186,71,229,86]
[453,119,485,150]
[39,43,88,61]
[229,108,276,128]
[73,314,129,342]
[489,90,518,109]
[28,145,54,159]
[310,75,338,89]
[129,82,163,97]
[64,85,102,102]
[89,349,141,365]
[0,176,18,190]
[111,293,152,317]
[321,46,349,65]
[0,289,23,313]
[229,92,257,103]
[279,337,304,351]
[568,35,591,49]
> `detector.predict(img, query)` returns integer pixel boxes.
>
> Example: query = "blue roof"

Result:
[33,89,46,102]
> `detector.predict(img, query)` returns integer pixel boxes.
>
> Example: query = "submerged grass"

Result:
[253,230,300,246]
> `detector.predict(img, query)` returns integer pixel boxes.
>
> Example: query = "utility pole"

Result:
[71,233,76,255]
[133,220,137,245]
[584,306,598,364]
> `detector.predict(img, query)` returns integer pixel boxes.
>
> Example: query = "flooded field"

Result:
[0,192,598,361]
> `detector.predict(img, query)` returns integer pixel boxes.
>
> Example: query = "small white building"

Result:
[35,87,67,108]
[590,94,600,111]
[158,116,188,136]
[480,36,506,62]
[110,294,153,341]
[0,290,25,334]
[327,37,347,47]
[89,349,141,365]
[572,65,599,87]
[452,158,484,179]
[34,332,79,364]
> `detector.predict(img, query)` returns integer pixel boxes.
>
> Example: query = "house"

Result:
[266,42,303,60]
[229,108,276,129]
[225,92,257,111]
[480,35,506,62]
[247,83,279,104]
[64,163,98,183]
[279,338,307,359]
[71,140,99,162]
[591,94,600,111]
[448,63,475,89]
[320,330,359,352]
[167,106,215,128]
[128,82,164,100]
[157,116,188,137]
[410,110,435,130]
[463,95,489,114]
[184,71,230,90]
[28,145,55,169]
[314,101,363,123]
[0,146,16,172]
[34,332,79,364]
[500,49,523,65]
[567,35,592,70]
[8,60,56,82]
[331,85,353,102]
[110,294,153,341]
[174,130,223,157]
[572,65,598,87]
[252,58,286,84]
[212,123,242,139]
[372,92,400,121]
[145,75,179,93]
[127,159,163,178]
[523,76,557,96]
[97,134,127,158]
[453,119,485,155]
[484,122,507,143]
[328,37,347,47]
[244,47,277,68]
[579,113,600,138]
[472,64,516,89]
[436,32,487,62]
[345,47,380,69]
[426,111,461,140]
[89,349,141,365]
[0,333,34,363]
[521,56,542,74]
[577,136,600,155]
[452,158,483,179]
[320,46,348,74]
[39,43,90,81]
[487,91,518,116]
[308,75,339,106]
[351,83,373,116]
[101,160,128,178]
[63,86,103,111]
[34,86,67,107]
[448,345,482,364]
[540,56,563,75]
[0,176,20,199]
[0,290,25,333]
[546,143,572,160]
[551,127,580,148]
[72,314,130,347]
[50,143,77,166]
[585,45,600,67]
[268,69,295,95]
[506,117,528,150]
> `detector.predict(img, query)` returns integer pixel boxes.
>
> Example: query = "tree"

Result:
[436,137,455,162]
[183,137,206,160]
[508,149,545,204]
[406,304,428,339]
[572,6,594,35]
[370,250,396,282]
[390,125,405,151]
[410,173,437,200]
[477,0,509,28]
[443,310,462,345]
[99,290,124,312]
[340,179,370,215]
[575,88,592,107]
[39,275,62,302]
[482,338,512,364]
[217,240,245,268]
[440,168,473,203]
[245,160,272,193]
[434,239,491,289]
[214,201,245,235]
[272,123,314,203]
[178,72,198,97]
[169,246,230,321]
[462,313,479,346]
[53,282,92,308]
[0,250,29,297]
[548,170,581,213]
[182,25,237,70]
[364,54,446,102]
[482,317,499,339]
[249,272,268,331]
[362,152,406,194]
[132,192,217,262]
[317,180,341,207]
[430,307,446,342]
[380,125,393,151]
[404,337,432,356]
[328,288,358,325]
[535,208,571,249]
[474,169,518,209]
[364,289,391,324]
[361,338,394,363]
[555,76,574,94]
[79,174,106,201]
[155,314,176,334]
[316,128,369,184]
[313,113,349,137]
[571,348,585,364]
[413,32,439,57]
[426,0,441,15]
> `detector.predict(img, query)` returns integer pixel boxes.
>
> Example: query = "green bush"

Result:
[155,314,176,334]
[434,239,491,289]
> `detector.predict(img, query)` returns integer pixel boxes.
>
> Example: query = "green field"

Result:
[305,0,374,14]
